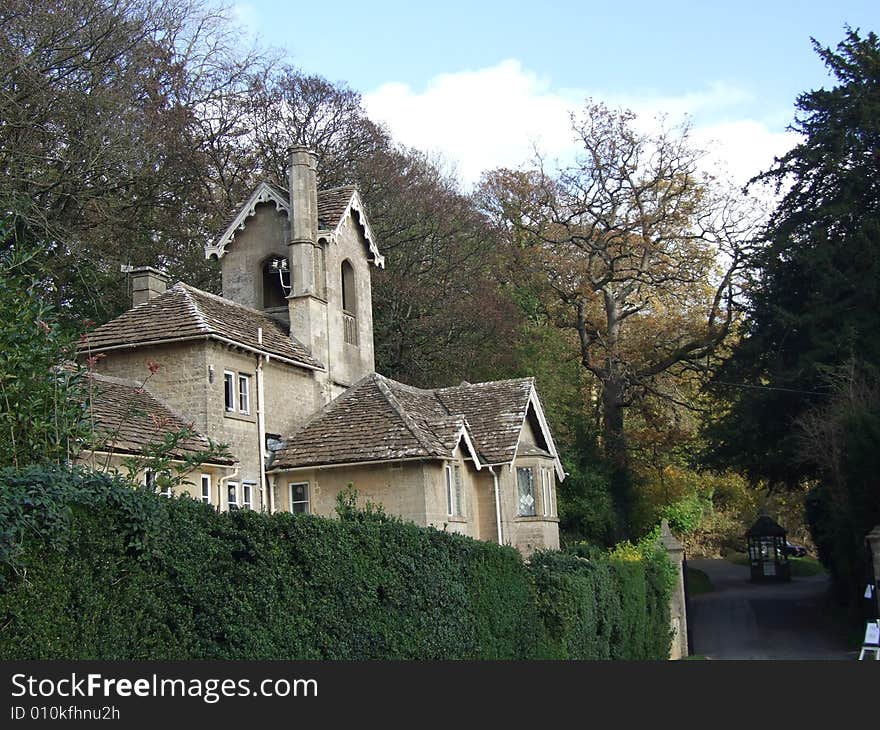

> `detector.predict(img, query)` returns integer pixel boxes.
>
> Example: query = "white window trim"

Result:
[200,474,212,505]
[542,468,551,517]
[445,463,464,517]
[242,480,256,510]
[238,373,251,415]
[516,466,536,517]
[290,482,310,514]
[224,371,236,412]
[227,481,239,511]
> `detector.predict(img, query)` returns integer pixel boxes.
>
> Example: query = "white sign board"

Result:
[864,622,880,647]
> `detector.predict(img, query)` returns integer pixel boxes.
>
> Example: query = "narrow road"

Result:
[687,558,855,659]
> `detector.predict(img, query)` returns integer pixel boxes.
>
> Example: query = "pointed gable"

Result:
[204,181,384,267]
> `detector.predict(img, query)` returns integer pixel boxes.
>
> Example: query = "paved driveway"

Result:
[687,558,855,659]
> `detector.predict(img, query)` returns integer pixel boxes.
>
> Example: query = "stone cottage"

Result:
[79,146,563,555]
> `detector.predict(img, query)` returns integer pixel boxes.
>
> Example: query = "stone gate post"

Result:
[660,519,689,659]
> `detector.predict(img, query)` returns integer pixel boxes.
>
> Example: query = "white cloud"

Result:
[363,60,798,189]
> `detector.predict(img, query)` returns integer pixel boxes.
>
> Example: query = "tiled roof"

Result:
[271,373,541,470]
[78,283,323,370]
[316,186,357,230]
[86,373,236,464]
[435,378,536,465]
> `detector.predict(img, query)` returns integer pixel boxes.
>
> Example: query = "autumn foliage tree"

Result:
[480,102,756,534]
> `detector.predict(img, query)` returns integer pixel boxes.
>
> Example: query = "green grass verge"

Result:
[686,567,713,595]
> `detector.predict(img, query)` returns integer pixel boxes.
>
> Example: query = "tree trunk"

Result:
[602,375,632,539]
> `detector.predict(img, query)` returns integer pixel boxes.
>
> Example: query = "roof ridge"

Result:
[374,374,447,457]
[436,376,535,392]
[178,284,211,332]
[177,283,283,324]
[87,372,145,388]
[319,184,356,193]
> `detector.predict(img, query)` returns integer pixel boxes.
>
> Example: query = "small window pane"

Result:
[224,372,235,412]
[242,482,254,510]
[228,482,239,511]
[453,465,463,517]
[445,466,453,516]
[238,374,250,414]
[200,475,211,504]
[290,483,310,514]
[517,467,535,516]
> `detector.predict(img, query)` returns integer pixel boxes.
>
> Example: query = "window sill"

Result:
[514,515,560,523]
[445,516,468,524]
[224,411,256,424]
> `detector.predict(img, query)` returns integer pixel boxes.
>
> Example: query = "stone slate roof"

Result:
[435,378,537,465]
[316,186,358,230]
[87,373,235,464]
[271,373,544,470]
[78,283,323,370]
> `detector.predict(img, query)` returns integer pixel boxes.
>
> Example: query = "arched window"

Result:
[262,255,290,309]
[341,259,358,346]
[341,259,357,314]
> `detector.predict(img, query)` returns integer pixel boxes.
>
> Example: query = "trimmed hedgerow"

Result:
[0,465,672,660]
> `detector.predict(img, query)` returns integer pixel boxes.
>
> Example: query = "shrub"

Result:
[0,464,672,660]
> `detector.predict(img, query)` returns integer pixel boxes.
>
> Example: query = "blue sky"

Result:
[229,1,878,186]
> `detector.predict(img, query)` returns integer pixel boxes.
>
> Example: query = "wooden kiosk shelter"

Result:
[747,514,791,582]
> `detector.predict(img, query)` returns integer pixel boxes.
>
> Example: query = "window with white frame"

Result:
[224,371,235,412]
[227,481,239,511]
[542,467,553,517]
[238,374,251,414]
[445,463,464,517]
[144,469,156,490]
[200,474,211,504]
[290,483,310,514]
[223,370,253,415]
[242,481,255,510]
[516,467,536,516]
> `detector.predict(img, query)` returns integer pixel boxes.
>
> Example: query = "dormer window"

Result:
[262,255,290,309]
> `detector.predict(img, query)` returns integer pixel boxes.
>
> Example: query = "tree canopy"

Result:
[704,28,880,487]
[480,102,755,533]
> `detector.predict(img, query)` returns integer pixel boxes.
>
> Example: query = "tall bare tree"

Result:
[479,101,756,532]
[0,0,267,319]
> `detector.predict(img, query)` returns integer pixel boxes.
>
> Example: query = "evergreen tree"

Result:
[705,28,880,487]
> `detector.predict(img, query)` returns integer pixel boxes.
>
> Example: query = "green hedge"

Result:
[0,466,672,659]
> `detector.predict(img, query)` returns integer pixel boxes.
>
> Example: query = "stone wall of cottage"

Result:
[203,341,320,512]
[77,451,233,506]
[90,341,210,434]
[271,462,429,523]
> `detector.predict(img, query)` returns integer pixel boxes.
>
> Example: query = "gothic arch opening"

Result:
[262,255,290,309]
[341,259,357,315]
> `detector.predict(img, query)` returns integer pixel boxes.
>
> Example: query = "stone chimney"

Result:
[126,266,169,307]
[286,147,330,398]
[287,146,319,295]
